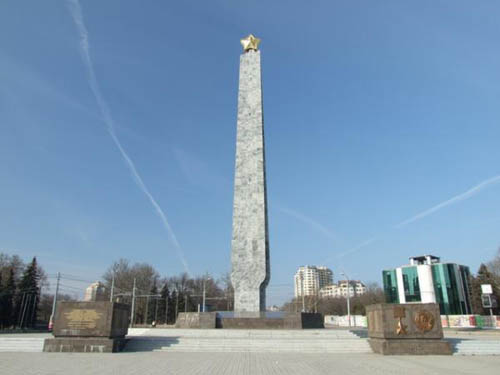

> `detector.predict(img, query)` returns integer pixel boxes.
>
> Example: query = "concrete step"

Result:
[124,337,372,353]
[127,328,362,338]
[0,338,45,352]
[449,339,500,356]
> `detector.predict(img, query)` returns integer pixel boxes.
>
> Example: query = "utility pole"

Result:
[110,272,115,303]
[202,276,212,313]
[130,278,136,327]
[49,272,60,330]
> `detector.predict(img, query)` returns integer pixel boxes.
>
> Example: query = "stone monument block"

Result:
[44,301,130,353]
[366,303,451,355]
[175,312,217,329]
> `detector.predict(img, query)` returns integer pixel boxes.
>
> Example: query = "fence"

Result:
[441,315,500,329]
[325,314,500,329]
[324,315,367,327]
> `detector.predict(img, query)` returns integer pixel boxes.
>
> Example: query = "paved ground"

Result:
[1,352,500,375]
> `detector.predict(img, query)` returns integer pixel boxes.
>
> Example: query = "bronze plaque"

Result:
[414,309,435,332]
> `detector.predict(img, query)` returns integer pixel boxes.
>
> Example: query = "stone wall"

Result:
[175,312,217,329]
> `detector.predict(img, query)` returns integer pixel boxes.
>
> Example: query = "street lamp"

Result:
[341,271,351,328]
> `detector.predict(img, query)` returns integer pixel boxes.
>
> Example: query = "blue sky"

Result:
[1,1,499,305]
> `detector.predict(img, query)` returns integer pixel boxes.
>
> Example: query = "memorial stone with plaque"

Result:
[366,303,452,355]
[43,301,130,353]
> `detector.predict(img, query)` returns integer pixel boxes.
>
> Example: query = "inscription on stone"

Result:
[64,309,102,330]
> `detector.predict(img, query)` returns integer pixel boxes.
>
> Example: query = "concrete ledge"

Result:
[43,337,128,353]
[217,313,324,329]
[369,338,452,355]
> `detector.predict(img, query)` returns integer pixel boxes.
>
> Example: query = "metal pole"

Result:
[184,294,188,313]
[175,290,179,320]
[110,273,115,303]
[50,272,60,326]
[341,271,351,327]
[30,290,38,327]
[17,293,26,327]
[346,278,351,327]
[202,279,206,313]
[145,295,149,325]
[21,294,32,328]
[154,297,159,323]
[130,278,136,326]
[165,294,169,325]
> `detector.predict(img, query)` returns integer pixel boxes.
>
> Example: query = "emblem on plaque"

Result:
[393,306,407,335]
[414,309,435,332]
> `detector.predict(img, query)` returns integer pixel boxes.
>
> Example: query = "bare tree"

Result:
[486,247,500,282]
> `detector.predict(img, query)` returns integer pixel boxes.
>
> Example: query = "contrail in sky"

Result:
[395,175,500,228]
[320,175,500,262]
[67,0,190,274]
[279,207,337,242]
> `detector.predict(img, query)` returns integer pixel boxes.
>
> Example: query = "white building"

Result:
[383,255,472,315]
[294,266,333,297]
[83,281,107,302]
[319,281,366,298]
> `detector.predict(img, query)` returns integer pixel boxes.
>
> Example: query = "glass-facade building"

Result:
[382,255,472,315]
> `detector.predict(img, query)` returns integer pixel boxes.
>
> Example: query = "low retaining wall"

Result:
[325,314,500,329]
[324,315,367,327]
[441,315,500,329]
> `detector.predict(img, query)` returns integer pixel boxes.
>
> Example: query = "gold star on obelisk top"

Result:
[240,34,261,52]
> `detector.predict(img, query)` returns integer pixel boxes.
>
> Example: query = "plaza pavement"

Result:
[1,351,500,374]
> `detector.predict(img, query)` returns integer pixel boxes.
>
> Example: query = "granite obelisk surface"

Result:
[231,35,270,314]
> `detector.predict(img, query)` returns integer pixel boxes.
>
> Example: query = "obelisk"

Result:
[231,34,270,314]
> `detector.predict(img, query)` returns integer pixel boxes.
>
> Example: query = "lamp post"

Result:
[341,271,351,327]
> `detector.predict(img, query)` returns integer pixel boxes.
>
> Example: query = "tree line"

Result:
[0,254,47,329]
[2,248,500,329]
[281,282,386,316]
[101,259,234,325]
[469,248,500,315]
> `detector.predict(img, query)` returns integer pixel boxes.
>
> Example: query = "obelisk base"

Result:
[216,312,324,329]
